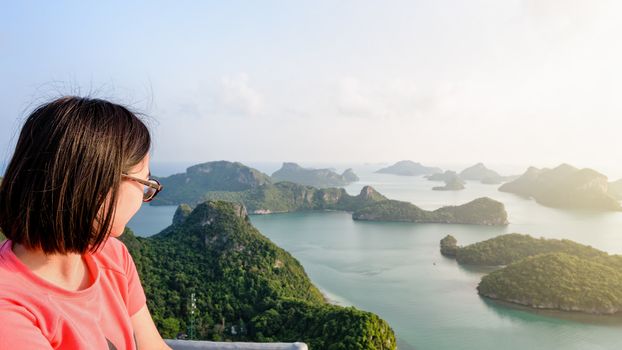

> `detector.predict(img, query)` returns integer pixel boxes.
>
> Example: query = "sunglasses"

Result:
[121,173,163,202]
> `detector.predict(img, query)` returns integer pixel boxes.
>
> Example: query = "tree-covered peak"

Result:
[119,198,396,348]
[184,200,250,227]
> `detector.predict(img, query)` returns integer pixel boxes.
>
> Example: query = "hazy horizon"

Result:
[4,158,622,180]
[143,159,622,180]
[2,1,622,178]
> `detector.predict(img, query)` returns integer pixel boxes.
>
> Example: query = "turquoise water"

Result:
[129,164,622,349]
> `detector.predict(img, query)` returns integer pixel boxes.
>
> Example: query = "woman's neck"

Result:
[11,243,92,291]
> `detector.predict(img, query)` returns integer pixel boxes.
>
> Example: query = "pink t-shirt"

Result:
[0,237,147,349]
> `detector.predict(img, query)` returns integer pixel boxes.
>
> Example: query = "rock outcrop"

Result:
[440,235,458,257]
[432,172,465,191]
[499,163,621,211]
[375,161,442,176]
[459,163,504,184]
[352,197,508,226]
[154,161,272,205]
[271,162,359,188]
[119,201,397,347]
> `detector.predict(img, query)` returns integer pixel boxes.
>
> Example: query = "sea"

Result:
[127,161,622,350]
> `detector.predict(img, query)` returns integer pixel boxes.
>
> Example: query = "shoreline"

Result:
[482,296,622,325]
[315,285,352,307]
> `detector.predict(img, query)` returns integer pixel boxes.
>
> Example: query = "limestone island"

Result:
[153,160,272,205]
[200,182,389,214]
[609,178,622,200]
[426,170,457,182]
[352,197,508,225]
[441,233,605,266]
[153,161,510,226]
[498,163,622,211]
[459,163,507,184]
[441,233,622,315]
[271,162,359,188]
[479,253,622,315]
[152,160,385,211]
[375,160,442,176]
[432,172,465,191]
[426,164,515,187]
[118,201,396,347]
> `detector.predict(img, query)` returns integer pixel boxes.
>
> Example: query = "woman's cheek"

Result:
[111,185,142,236]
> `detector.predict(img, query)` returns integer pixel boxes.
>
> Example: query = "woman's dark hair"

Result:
[0,96,151,254]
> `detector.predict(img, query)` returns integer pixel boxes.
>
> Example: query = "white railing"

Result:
[165,340,308,350]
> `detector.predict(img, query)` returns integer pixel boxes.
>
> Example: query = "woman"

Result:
[0,96,172,349]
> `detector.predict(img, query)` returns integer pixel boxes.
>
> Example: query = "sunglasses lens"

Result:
[143,186,156,201]
[142,179,160,202]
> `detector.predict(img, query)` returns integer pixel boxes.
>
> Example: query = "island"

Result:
[154,161,272,205]
[478,252,622,314]
[120,201,397,348]
[352,197,508,225]
[375,160,442,176]
[441,233,606,266]
[609,178,622,200]
[198,182,388,214]
[440,233,622,315]
[153,160,511,227]
[154,161,366,208]
[426,170,458,182]
[271,162,359,188]
[432,172,465,191]
[440,234,458,257]
[342,168,359,183]
[498,163,622,211]
[459,163,505,184]
[427,164,515,186]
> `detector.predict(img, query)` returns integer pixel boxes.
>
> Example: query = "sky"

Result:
[2,0,622,178]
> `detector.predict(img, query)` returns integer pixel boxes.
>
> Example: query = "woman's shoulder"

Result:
[92,237,133,275]
[0,241,50,307]
[0,240,25,282]
[0,240,24,291]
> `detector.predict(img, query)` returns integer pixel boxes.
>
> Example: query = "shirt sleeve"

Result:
[0,303,54,349]
[122,245,147,317]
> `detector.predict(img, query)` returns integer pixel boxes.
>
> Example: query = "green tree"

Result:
[160,317,181,339]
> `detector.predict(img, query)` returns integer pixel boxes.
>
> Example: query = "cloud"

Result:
[336,77,385,117]
[521,0,612,44]
[220,73,264,116]
[335,77,459,120]
[167,73,265,121]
